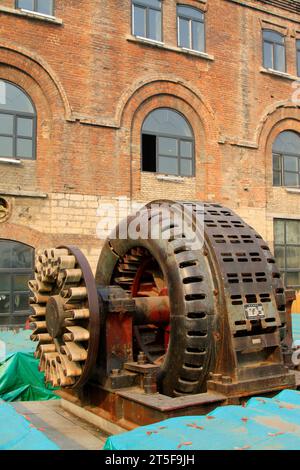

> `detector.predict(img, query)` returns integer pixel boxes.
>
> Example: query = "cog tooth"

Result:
[61,342,87,362]
[66,326,90,342]
[29,304,46,317]
[31,321,47,334]
[63,333,73,342]
[50,248,69,258]
[58,255,76,269]
[69,309,90,320]
[57,354,82,378]
[33,333,52,344]
[61,287,87,301]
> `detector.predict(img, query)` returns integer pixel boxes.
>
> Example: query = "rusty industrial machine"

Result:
[28,200,296,428]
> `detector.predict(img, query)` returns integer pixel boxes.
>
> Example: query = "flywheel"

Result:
[29,246,100,388]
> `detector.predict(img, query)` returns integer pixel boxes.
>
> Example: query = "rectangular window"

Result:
[263,30,286,73]
[16,0,54,16]
[274,219,300,288]
[177,6,205,53]
[132,0,162,42]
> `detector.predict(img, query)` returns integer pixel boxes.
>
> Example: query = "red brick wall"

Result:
[0,0,299,255]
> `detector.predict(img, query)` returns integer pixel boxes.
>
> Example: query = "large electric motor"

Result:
[28,200,295,399]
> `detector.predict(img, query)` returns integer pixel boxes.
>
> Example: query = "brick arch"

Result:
[257,104,300,189]
[118,76,218,137]
[117,79,221,199]
[0,41,72,120]
[0,223,52,248]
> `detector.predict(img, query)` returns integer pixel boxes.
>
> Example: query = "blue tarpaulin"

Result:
[0,399,59,450]
[104,389,300,450]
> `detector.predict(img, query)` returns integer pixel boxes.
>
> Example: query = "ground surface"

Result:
[12,399,107,450]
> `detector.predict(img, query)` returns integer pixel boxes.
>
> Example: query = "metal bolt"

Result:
[137,351,147,365]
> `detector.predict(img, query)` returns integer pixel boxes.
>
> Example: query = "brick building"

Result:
[0,0,299,326]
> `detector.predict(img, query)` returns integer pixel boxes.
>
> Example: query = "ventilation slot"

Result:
[242,273,253,283]
[174,246,190,254]
[187,312,206,319]
[183,276,203,284]
[246,295,257,303]
[184,363,203,369]
[185,293,206,301]
[186,347,206,354]
[187,331,207,337]
[265,318,276,323]
[179,260,197,268]
[235,320,246,325]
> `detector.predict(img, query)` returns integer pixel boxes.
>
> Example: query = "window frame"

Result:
[274,219,300,288]
[177,5,205,53]
[141,108,195,177]
[16,0,55,17]
[262,29,286,73]
[0,240,34,324]
[132,0,162,42]
[0,80,37,160]
[272,131,300,188]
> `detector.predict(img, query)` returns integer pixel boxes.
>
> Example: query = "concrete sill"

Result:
[0,158,21,165]
[260,67,298,82]
[285,187,300,194]
[156,175,188,183]
[0,6,63,25]
[0,189,48,198]
[127,36,214,61]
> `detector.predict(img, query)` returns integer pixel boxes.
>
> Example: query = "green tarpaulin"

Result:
[0,352,58,402]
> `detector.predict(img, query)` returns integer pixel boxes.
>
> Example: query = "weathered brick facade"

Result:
[0,0,299,277]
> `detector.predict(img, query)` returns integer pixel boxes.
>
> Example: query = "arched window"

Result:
[177,5,205,52]
[273,131,300,187]
[263,30,286,72]
[0,240,34,327]
[142,108,194,176]
[0,80,36,160]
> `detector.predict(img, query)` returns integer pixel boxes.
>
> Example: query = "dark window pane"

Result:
[17,117,33,137]
[0,136,13,157]
[11,244,33,269]
[37,0,53,15]
[158,137,177,156]
[284,156,298,172]
[273,154,281,171]
[158,156,178,175]
[136,0,161,7]
[275,44,285,72]
[0,114,13,135]
[179,18,190,48]
[143,109,192,137]
[181,141,192,158]
[284,172,298,187]
[14,274,31,291]
[286,220,300,244]
[178,6,204,21]
[16,138,33,158]
[149,9,161,41]
[263,30,284,44]
[0,294,10,314]
[180,159,193,176]
[142,134,156,172]
[14,293,30,312]
[273,171,282,186]
[263,42,273,69]
[274,220,285,244]
[0,81,34,113]
[286,272,300,287]
[133,6,146,37]
[274,246,285,269]
[17,0,34,10]
[286,247,300,269]
[192,21,205,52]
[0,274,11,291]
[273,131,300,155]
